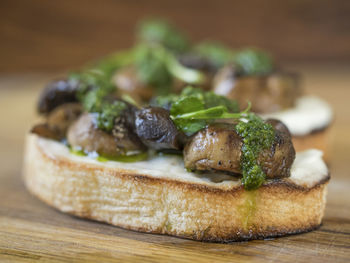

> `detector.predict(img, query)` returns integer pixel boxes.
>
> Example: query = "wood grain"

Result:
[1,0,350,72]
[0,64,350,262]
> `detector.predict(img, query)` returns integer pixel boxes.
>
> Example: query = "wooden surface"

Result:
[1,0,350,72]
[0,64,350,262]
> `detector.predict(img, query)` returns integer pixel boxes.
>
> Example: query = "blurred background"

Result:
[1,0,350,72]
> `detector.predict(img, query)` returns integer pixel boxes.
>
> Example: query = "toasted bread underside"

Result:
[23,135,329,242]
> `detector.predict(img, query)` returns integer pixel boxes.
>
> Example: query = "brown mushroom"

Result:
[134,107,186,151]
[37,79,79,114]
[67,113,145,157]
[213,65,301,113]
[183,120,295,179]
[31,103,83,140]
[112,66,154,103]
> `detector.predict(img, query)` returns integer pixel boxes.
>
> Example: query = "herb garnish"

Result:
[233,48,273,75]
[235,114,274,190]
[194,42,274,75]
[137,19,189,53]
[134,45,205,94]
[194,41,234,68]
[153,86,240,135]
[69,70,127,132]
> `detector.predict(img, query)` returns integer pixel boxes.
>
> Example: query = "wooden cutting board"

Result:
[0,66,349,262]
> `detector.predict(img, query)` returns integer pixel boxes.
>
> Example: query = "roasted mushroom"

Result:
[31,103,83,140]
[67,113,145,157]
[171,53,215,92]
[37,79,79,114]
[184,120,295,179]
[177,53,217,73]
[112,66,154,103]
[134,107,185,151]
[213,65,300,113]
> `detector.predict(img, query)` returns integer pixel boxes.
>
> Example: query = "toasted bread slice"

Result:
[23,134,330,242]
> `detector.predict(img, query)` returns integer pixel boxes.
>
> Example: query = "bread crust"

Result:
[23,134,329,242]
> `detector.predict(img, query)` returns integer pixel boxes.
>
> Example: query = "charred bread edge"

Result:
[24,134,330,242]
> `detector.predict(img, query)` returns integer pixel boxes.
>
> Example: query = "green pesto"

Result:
[69,148,86,157]
[69,148,148,163]
[69,70,127,132]
[96,152,148,163]
[235,114,274,190]
[237,190,257,231]
[96,101,127,132]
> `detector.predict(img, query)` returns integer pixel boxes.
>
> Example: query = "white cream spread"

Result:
[289,149,328,188]
[37,137,329,189]
[260,96,333,136]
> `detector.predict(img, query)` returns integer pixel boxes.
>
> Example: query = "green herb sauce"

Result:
[235,114,274,190]
[69,70,128,132]
[237,190,257,231]
[96,152,148,163]
[69,148,148,163]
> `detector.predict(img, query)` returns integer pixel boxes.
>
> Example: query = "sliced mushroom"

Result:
[38,79,79,114]
[184,120,295,179]
[213,65,300,113]
[134,107,185,151]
